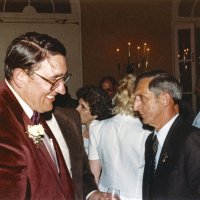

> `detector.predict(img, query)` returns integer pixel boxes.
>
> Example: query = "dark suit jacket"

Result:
[143,115,200,200]
[0,80,97,200]
[53,106,98,200]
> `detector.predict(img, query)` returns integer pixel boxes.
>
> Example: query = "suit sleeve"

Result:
[0,110,28,200]
[185,130,200,197]
[68,109,98,198]
[55,107,98,199]
[72,111,98,198]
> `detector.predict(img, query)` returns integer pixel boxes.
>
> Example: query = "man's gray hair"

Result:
[135,70,182,104]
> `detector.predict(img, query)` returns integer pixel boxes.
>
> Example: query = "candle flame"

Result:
[128,42,131,46]
[116,48,120,52]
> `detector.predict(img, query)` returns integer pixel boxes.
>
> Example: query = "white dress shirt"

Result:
[89,114,151,200]
[193,111,200,128]
[154,114,179,168]
[46,115,72,176]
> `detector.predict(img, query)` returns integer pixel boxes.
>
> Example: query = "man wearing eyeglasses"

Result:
[0,32,106,200]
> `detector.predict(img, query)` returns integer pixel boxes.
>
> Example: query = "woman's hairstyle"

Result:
[4,32,66,80]
[112,74,136,116]
[76,85,113,120]
[135,70,182,104]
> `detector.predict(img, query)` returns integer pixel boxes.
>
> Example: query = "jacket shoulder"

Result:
[54,106,80,121]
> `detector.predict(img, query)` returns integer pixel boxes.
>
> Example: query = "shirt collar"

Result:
[5,79,33,119]
[155,114,179,148]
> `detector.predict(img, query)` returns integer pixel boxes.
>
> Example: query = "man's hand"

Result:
[89,191,107,200]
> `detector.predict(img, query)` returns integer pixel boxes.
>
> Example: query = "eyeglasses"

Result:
[33,72,72,91]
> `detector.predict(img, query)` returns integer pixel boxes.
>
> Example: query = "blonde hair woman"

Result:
[88,74,150,200]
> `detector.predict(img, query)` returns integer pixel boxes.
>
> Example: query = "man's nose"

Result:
[134,97,141,111]
[55,81,66,95]
[76,105,80,112]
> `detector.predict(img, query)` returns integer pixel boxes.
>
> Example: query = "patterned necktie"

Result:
[31,111,40,125]
[152,134,159,173]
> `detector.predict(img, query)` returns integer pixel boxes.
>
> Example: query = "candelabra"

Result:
[116,42,150,76]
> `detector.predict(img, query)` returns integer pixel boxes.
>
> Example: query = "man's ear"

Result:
[12,68,27,88]
[161,92,171,106]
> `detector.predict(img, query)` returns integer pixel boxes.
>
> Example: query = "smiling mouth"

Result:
[47,95,55,101]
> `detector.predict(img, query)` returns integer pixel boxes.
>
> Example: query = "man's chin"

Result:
[142,118,150,125]
[41,104,53,113]
[139,115,146,123]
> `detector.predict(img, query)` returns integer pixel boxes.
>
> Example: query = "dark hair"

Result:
[99,76,117,89]
[4,32,66,80]
[76,85,113,120]
[135,70,182,104]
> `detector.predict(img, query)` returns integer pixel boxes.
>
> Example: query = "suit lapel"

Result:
[25,110,75,199]
[156,116,183,172]
[41,113,75,199]
[38,141,61,176]
[22,110,62,180]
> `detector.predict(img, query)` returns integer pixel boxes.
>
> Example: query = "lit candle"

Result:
[143,42,147,56]
[183,49,186,61]
[146,48,150,61]
[185,48,189,60]
[128,42,131,64]
[137,46,141,68]
[116,48,120,59]
[116,48,120,64]
[128,42,131,57]
[145,48,150,69]
[116,48,121,75]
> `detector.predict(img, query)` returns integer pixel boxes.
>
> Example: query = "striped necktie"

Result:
[31,111,40,125]
[152,134,159,173]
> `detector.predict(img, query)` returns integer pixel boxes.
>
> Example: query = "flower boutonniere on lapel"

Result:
[27,124,45,146]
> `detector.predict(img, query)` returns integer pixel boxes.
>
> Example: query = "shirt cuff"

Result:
[86,190,98,200]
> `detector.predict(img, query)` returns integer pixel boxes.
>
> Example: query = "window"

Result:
[0,0,71,13]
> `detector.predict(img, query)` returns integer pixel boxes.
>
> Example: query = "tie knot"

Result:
[153,134,158,142]
[31,111,40,125]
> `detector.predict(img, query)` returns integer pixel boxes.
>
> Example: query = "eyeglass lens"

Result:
[50,73,72,90]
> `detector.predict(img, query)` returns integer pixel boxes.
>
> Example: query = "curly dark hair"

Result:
[76,85,113,120]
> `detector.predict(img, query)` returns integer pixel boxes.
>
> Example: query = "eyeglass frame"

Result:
[33,71,72,91]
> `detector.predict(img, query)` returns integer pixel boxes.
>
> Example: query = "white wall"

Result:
[0,22,82,98]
